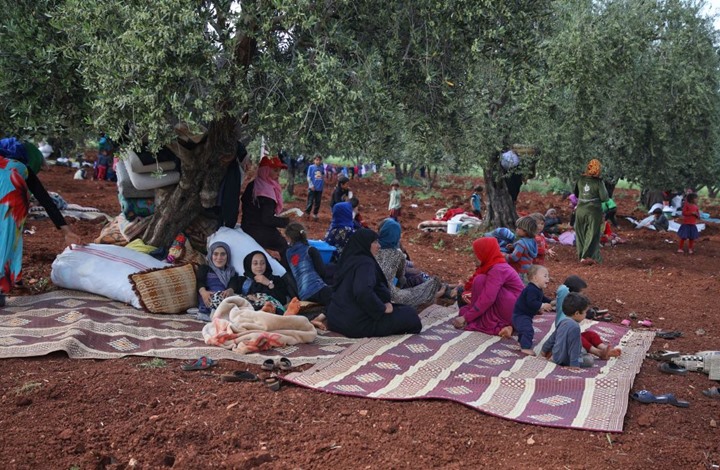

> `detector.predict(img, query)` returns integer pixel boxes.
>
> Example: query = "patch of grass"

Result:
[30,277,50,294]
[69,466,81,470]
[433,239,445,250]
[15,381,42,395]
[283,190,296,202]
[138,358,168,369]
[416,190,442,201]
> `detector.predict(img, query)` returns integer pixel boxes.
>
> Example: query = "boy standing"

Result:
[541,292,595,368]
[305,155,325,220]
[388,180,402,220]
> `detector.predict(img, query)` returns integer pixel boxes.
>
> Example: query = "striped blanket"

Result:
[284,304,654,432]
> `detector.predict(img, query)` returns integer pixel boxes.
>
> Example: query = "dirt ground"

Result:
[2,165,720,469]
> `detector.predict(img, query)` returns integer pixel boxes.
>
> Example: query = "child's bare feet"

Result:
[260,301,276,314]
[520,348,536,356]
[605,347,622,359]
[434,284,447,299]
[498,326,513,339]
[451,316,466,329]
[284,297,301,316]
[310,313,327,330]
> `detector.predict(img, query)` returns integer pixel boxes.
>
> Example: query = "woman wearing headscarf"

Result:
[326,228,422,338]
[1,138,80,306]
[240,250,289,304]
[240,156,291,259]
[195,241,240,320]
[375,218,444,307]
[452,237,524,336]
[323,201,356,259]
[573,159,609,265]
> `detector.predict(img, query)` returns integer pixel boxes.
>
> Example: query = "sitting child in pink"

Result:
[452,237,524,335]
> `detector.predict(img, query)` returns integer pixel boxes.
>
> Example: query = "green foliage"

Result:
[433,238,445,251]
[416,190,442,201]
[15,381,42,395]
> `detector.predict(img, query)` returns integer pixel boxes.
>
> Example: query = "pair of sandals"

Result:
[656,330,683,339]
[220,371,282,391]
[262,357,293,372]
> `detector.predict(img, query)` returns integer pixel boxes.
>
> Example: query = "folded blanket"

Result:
[202,296,317,354]
[29,204,110,222]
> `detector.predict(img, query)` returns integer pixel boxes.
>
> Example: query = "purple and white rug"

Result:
[284,304,654,432]
[0,290,357,365]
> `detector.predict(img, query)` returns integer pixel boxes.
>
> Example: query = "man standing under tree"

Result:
[305,155,325,221]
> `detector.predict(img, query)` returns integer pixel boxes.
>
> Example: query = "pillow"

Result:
[130,264,197,314]
[208,226,286,277]
[51,244,169,308]
[116,157,156,198]
[126,149,177,174]
[123,159,180,191]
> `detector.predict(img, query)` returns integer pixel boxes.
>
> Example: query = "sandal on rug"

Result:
[656,330,682,339]
[702,387,720,398]
[261,359,276,371]
[659,362,688,375]
[264,376,281,392]
[646,350,680,361]
[637,320,653,327]
[597,313,613,322]
[181,356,217,371]
[278,357,293,371]
[221,371,259,382]
[631,390,690,408]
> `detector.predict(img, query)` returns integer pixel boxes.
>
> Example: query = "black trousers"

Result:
[305,190,323,215]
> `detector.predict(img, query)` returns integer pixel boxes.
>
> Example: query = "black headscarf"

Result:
[334,228,382,283]
[243,250,273,278]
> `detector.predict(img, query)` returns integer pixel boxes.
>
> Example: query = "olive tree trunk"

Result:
[144,118,238,248]
[484,152,518,229]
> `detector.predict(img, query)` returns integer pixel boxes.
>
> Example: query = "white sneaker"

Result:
[671,355,704,372]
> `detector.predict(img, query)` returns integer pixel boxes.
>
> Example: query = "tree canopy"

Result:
[1,0,719,241]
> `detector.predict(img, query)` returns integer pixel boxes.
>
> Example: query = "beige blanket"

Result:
[202,296,317,354]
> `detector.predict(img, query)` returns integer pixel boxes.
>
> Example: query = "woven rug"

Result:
[285,304,655,432]
[0,290,357,365]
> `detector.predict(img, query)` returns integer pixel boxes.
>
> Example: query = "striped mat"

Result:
[0,290,357,365]
[284,304,655,432]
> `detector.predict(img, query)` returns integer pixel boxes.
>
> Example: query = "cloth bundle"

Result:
[202,296,317,354]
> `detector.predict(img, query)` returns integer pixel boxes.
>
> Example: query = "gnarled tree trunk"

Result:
[484,152,518,229]
[144,118,238,248]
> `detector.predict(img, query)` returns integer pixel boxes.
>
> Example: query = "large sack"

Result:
[122,159,180,191]
[116,157,156,198]
[51,244,169,308]
[207,227,286,277]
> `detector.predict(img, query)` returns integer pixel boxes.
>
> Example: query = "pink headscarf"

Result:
[252,166,283,214]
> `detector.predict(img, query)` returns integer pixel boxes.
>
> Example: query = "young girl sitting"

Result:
[285,222,332,305]
[505,216,538,280]
[196,242,241,321]
[239,251,290,312]
[530,213,556,265]
[677,193,700,255]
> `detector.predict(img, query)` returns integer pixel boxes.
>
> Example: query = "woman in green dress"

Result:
[573,159,609,265]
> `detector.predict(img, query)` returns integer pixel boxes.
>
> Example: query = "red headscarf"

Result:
[463,237,507,291]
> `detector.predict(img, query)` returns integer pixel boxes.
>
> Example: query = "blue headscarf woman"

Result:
[323,201,356,258]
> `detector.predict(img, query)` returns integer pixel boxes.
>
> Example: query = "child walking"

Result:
[677,193,700,254]
[512,265,552,355]
[541,293,595,368]
[388,180,402,220]
[505,216,538,280]
[470,185,483,219]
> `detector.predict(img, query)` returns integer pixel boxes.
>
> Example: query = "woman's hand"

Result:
[254,275,272,287]
[221,288,234,299]
[452,316,467,329]
[384,302,393,314]
[199,289,213,307]
[546,248,557,258]
[60,225,81,247]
